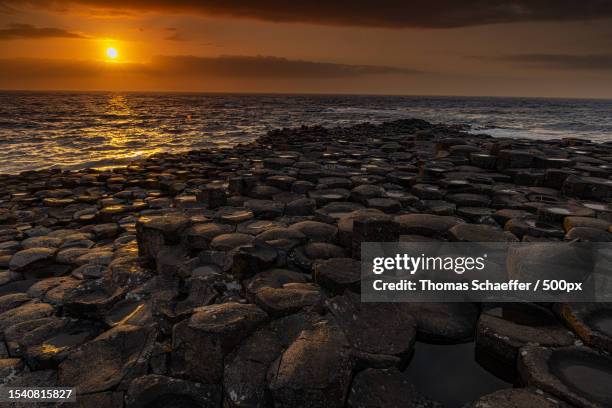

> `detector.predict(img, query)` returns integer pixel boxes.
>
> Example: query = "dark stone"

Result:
[186,222,234,250]
[285,198,316,216]
[476,303,574,382]
[210,233,254,251]
[288,221,338,243]
[555,303,612,353]
[563,175,612,200]
[352,218,399,258]
[308,188,351,205]
[327,291,416,366]
[59,324,157,394]
[171,303,267,383]
[136,215,190,264]
[244,199,285,219]
[313,258,361,294]
[348,368,443,408]
[448,223,519,242]
[267,316,355,408]
[255,227,307,251]
[231,242,278,279]
[126,374,221,408]
[394,214,463,237]
[518,346,612,408]
[0,302,54,340]
[403,302,479,344]
[467,388,571,408]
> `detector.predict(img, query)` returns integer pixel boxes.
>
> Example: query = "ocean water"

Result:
[1,92,611,174]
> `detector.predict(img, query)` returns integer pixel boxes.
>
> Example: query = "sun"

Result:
[106,47,118,60]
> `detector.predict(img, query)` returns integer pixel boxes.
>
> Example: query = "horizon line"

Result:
[1,88,612,101]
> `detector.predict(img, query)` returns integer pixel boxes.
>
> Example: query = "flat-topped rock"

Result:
[449,223,519,242]
[394,214,463,237]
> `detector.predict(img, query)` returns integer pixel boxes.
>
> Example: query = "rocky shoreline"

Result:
[1,119,612,407]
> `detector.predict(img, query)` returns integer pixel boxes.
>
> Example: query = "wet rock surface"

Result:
[1,119,612,407]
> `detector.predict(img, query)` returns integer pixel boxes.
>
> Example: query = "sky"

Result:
[0,1,612,97]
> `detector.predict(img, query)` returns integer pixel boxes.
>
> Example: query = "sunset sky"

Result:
[1,1,612,97]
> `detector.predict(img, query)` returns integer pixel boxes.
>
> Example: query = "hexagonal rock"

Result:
[67,391,125,408]
[506,244,593,284]
[59,323,157,395]
[0,302,54,340]
[466,388,571,408]
[0,358,25,383]
[9,247,56,272]
[0,293,31,314]
[17,317,101,370]
[210,233,254,251]
[185,222,234,250]
[285,197,317,216]
[108,256,155,289]
[313,258,361,294]
[243,199,285,220]
[63,280,125,319]
[136,214,191,264]
[566,227,612,241]
[476,303,574,382]
[496,149,535,170]
[393,214,463,237]
[237,220,286,236]
[308,188,351,206]
[315,202,365,223]
[246,269,320,317]
[171,302,268,383]
[518,346,612,408]
[231,242,278,279]
[288,221,338,243]
[412,184,445,200]
[555,303,612,353]
[448,224,519,242]
[223,325,284,407]
[504,218,565,239]
[348,368,443,408]
[215,207,255,224]
[255,227,307,251]
[334,209,387,244]
[327,291,416,366]
[403,302,479,344]
[291,243,346,272]
[492,209,533,225]
[563,217,611,232]
[562,175,612,200]
[22,236,63,249]
[266,316,355,408]
[352,217,399,258]
[126,374,221,408]
[446,193,490,208]
[351,184,385,204]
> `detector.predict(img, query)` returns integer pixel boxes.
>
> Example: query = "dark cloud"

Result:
[0,23,86,40]
[3,1,612,28]
[0,55,420,80]
[476,53,612,70]
[149,55,421,77]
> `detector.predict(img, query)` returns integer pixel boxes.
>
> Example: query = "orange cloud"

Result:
[0,23,86,40]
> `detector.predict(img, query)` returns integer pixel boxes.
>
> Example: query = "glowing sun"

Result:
[106,47,118,60]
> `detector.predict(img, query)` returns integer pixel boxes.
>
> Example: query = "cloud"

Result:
[475,53,612,70]
[3,1,612,28]
[149,55,421,77]
[0,23,86,40]
[0,55,421,80]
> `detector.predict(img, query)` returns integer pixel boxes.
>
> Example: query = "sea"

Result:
[1,91,611,174]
